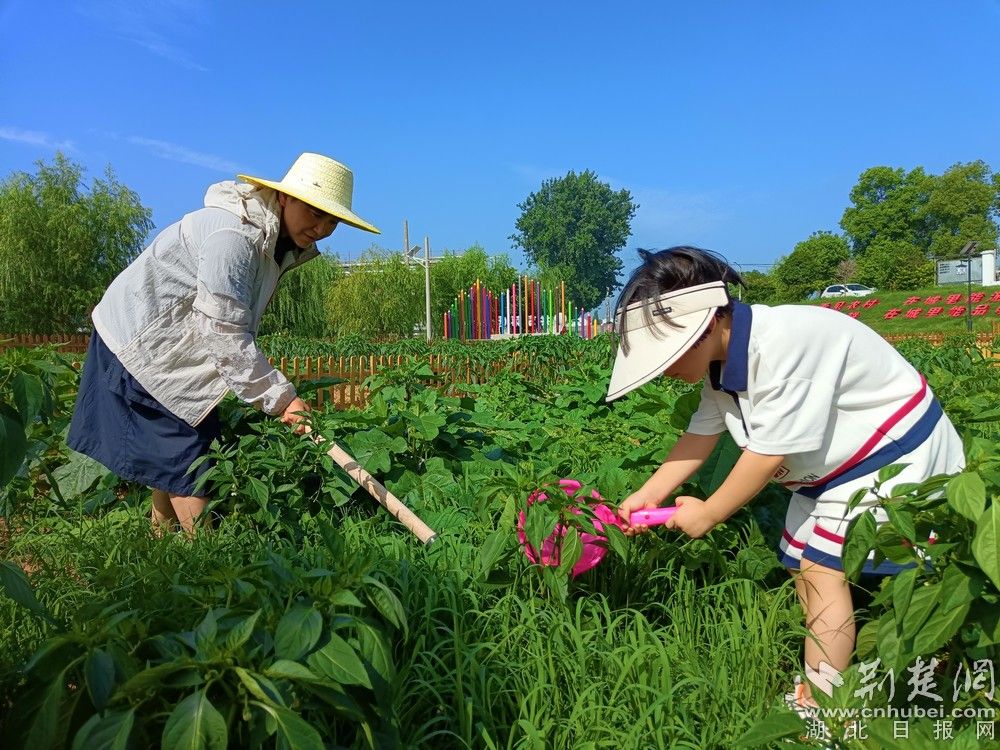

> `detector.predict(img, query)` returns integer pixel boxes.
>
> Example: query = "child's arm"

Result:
[618,431,722,524]
[704,449,785,521]
[669,449,785,538]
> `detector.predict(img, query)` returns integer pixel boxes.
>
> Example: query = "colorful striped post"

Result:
[527,278,533,334]
[442,278,611,340]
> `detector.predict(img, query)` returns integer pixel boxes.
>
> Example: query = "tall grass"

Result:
[349,517,805,749]
[0,506,271,693]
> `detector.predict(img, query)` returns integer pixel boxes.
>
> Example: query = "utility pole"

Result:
[423,236,432,341]
[962,240,979,333]
[403,220,432,339]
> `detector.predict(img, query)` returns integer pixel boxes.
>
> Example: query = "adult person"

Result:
[68,152,379,534]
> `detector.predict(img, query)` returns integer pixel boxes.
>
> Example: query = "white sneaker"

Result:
[783,675,818,720]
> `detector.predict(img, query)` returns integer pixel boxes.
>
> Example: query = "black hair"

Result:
[614,246,746,354]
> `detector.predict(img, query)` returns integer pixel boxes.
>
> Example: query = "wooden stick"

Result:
[320,439,437,545]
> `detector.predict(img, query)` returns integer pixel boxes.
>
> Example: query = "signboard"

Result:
[936,257,982,285]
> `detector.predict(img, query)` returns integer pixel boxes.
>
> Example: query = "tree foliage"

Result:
[760,160,1000,296]
[430,245,519,328]
[259,253,344,337]
[840,166,931,257]
[511,170,637,310]
[739,270,781,305]
[769,231,850,301]
[318,245,523,339]
[840,161,999,260]
[0,153,153,333]
[923,160,1000,258]
[855,239,934,290]
[327,250,422,338]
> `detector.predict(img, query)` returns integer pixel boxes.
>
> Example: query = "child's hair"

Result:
[614,246,746,354]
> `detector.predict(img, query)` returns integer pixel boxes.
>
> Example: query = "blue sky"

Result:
[2,0,999,280]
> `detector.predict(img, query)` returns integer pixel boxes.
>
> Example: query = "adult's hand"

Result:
[280,396,312,435]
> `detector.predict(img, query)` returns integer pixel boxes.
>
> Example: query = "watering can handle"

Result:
[628,506,677,526]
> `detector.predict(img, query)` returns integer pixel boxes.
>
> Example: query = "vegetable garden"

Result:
[1,333,998,749]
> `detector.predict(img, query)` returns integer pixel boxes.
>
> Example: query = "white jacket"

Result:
[92,181,318,426]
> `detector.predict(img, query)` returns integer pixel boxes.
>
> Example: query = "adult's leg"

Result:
[169,494,209,535]
[151,489,178,533]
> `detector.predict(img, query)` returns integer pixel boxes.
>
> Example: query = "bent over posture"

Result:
[611,246,965,706]
[69,153,379,533]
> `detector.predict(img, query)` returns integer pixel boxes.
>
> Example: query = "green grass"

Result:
[800,283,1000,338]
[4,339,999,748]
[348,530,805,749]
[1,497,806,749]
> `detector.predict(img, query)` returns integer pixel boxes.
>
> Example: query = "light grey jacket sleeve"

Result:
[191,227,297,416]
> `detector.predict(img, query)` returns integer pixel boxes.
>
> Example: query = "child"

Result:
[68,153,380,534]
[610,247,965,706]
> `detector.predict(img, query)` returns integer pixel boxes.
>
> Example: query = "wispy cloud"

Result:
[128,136,239,173]
[509,163,730,245]
[75,0,209,72]
[509,162,567,185]
[0,126,75,151]
[625,184,726,241]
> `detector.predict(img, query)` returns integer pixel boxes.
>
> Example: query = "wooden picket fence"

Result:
[3,326,999,410]
[268,353,534,409]
[0,333,91,353]
[0,333,538,409]
[883,327,1000,361]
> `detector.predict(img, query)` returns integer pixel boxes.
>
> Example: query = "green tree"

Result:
[0,152,153,333]
[922,161,1000,258]
[259,252,343,337]
[739,270,781,304]
[510,170,637,310]
[534,262,576,307]
[855,239,934,290]
[770,231,851,302]
[840,166,932,257]
[430,245,519,331]
[326,249,422,338]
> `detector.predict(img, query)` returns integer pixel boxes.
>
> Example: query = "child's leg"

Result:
[799,560,855,671]
[794,560,855,699]
[781,494,855,702]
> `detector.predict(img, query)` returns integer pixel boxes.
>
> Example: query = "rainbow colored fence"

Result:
[443,278,601,340]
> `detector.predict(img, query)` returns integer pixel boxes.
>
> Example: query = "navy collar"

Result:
[709,300,752,392]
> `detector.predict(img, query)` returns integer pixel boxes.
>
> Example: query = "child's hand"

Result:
[666,496,720,539]
[617,492,661,536]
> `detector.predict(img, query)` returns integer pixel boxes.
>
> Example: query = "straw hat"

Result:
[606,281,730,401]
[238,152,380,234]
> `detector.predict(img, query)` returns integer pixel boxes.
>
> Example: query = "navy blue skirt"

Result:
[67,331,221,496]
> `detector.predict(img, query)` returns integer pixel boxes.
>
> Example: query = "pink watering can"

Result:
[516,478,677,577]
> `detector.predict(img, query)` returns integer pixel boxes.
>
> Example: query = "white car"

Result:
[820,283,877,298]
